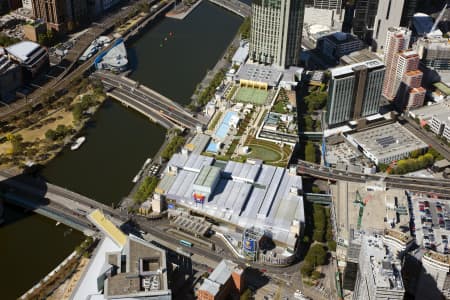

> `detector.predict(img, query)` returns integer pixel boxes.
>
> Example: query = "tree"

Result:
[45,129,57,141]
[73,103,83,122]
[0,33,19,47]
[300,261,314,277]
[7,134,23,154]
[311,270,322,280]
[239,17,251,39]
[327,240,337,252]
[410,149,422,159]
[305,142,317,163]
[305,244,327,266]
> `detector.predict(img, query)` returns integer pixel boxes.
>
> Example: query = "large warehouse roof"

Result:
[159,153,304,248]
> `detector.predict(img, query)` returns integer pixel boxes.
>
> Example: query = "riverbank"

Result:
[0,78,106,173]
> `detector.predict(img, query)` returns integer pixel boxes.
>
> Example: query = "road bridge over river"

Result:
[95,71,206,129]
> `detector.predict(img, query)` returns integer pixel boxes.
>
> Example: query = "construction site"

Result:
[330,180,413,292]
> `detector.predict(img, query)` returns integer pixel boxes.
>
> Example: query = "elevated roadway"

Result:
[401,116,450,161]
[208,0,251,18]
[297,160,450,196]
[95,71,205,129]
[0,171,128,226]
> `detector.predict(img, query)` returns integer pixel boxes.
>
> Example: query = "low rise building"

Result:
[346,123,428,165]
[317,32,363,62]
[4,40,48,79]
[340,49,381,65]
[197,259,245,300]
[0,52,22,102]
[231,41,249,66]
[234,63,283,90]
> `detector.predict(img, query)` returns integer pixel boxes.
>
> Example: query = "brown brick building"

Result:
[197,260,245,300]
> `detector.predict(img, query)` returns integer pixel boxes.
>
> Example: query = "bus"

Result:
[179,239,193,248]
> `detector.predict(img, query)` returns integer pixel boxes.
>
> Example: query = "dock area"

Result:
[166,0,203,20]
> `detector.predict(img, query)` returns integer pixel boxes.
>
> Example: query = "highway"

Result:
[297,160,450,196]
[0,171,127,221]
[96,72,204,129]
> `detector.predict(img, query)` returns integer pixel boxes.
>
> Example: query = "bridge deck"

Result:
[96,71,205,129]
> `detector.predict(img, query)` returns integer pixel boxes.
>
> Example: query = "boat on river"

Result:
[70,137,86,151]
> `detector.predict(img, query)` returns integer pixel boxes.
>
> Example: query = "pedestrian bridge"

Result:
[95,71,206,130]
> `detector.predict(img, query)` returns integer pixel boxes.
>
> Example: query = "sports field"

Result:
[235,87,269,105]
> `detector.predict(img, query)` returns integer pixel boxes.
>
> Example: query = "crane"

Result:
[353,190,366,230]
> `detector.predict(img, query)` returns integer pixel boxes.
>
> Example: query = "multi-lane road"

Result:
[297,160,450,196]
[401,116,450,161]
[96,72,205,129]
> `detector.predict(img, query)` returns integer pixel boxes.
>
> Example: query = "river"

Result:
[1,2,242,298]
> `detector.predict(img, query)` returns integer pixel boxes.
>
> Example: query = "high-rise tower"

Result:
[250,0,305,68]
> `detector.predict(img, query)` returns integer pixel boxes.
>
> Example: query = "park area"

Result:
[234,87,269,105]
[244,136,291,167]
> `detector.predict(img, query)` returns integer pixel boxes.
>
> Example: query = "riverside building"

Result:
[250,0,305,68]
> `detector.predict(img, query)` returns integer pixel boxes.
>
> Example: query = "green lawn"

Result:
[247,144,281,162]
[235,87,269,105]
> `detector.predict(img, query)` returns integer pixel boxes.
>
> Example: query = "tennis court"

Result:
[235,87,269,105]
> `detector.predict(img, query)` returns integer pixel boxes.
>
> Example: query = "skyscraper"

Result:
[382,27,411,100]
[326,59,385,127]
[372,0,406,52]
[250,0,305,68]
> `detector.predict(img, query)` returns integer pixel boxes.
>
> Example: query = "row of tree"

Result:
[304,89,327,114]
[72,95,97,122]
[134,176,159,203]
[381,148,442,174]
[196,69,226,107]
[161,136,186,160]
[45,124,73,141]
[239,17,251,40]
[305,141,318,163]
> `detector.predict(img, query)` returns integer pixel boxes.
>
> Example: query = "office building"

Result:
[352,0,416,47]
[326,59,385,127]
[305,0,341,10]
[22,0,32,10]
[0,0,21,14]
[372,0,406,52]
[31,0,68,31]
[5,41,49,79]
[0,53,22,101]
[250,0,305,68]
[317,32,363,62]
[31,0,89,32]
[353,234,405,300]
[400,0,417,27]
[352,0,379,42]
[415,37,450,71]
[197,260,245,300]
